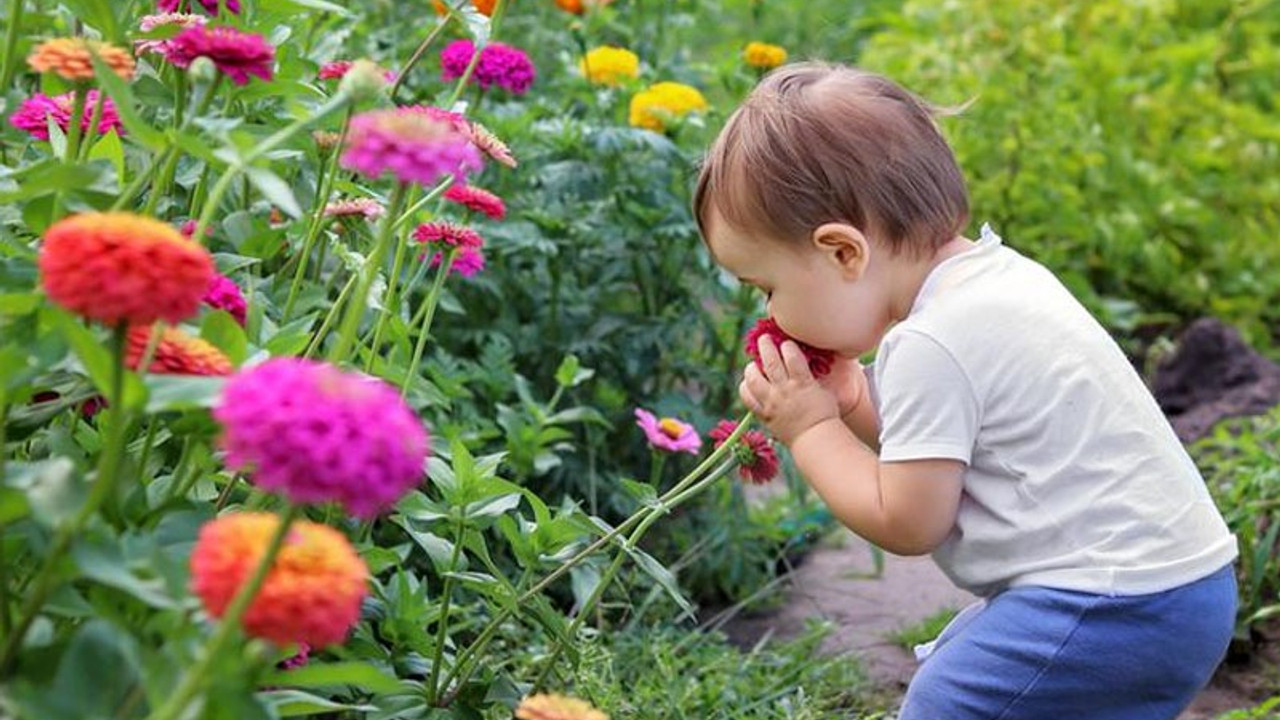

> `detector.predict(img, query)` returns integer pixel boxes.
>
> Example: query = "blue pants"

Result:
[899,565,1237,720]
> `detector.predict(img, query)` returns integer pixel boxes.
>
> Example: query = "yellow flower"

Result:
[628,81,708,132]
[743,41,787,70]
[516,693,610,720]
[578,46,639,87]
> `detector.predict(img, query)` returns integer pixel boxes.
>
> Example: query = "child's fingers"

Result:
[741,363,770,415]
[778,340,814,381]
[755,335,787,382]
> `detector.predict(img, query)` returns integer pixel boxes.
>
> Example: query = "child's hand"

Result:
[740,335,841,446]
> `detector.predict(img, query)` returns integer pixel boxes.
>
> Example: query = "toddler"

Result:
[694,62,1237,720]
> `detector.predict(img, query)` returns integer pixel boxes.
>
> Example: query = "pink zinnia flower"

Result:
[323,198,385,220]
[9,91,124,141]
[340,106,483,188]
[277,643,311,671]
[444,184,506,220]
[213,358,430,518]
[440,40,536,95]
[744,317,835,378]
[709,419,779,484]
[318,59,395,82]
[460,121,517,168]
[203,273,247,326]
[136,13,207,55]
[635,408,702,454]
[413,221,483,249]
[178,219,213,238]
[427,246,485,277]
[164,26,274,85]
[157,0,240,15]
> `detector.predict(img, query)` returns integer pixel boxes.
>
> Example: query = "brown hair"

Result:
[694,63,969,255]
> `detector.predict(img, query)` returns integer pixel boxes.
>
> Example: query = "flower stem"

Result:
[193,91,351,241]
[0,323,132,678]
[443,0,510,108]
[389,9,455,102]
[0,0,25,91]
[304,271,358,358]
[426,515,466,705]
[440,413,753,701]
[146,504,300,720]
[328,182,409,364]
[63,86,88,165]
[76,90,107,163]
[400,247,456,397]
[283,107,353,322]
[0,398,10,638]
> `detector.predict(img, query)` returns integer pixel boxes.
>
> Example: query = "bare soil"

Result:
[721,528,1278,719]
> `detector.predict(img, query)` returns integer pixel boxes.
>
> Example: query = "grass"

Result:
[885,607,960,651]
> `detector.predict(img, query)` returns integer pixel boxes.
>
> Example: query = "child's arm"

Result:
[822,358,880,451]
[744,338,963,556]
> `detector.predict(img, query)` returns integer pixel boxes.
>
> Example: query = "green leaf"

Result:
[259,661,403,694]
[87,129,126,185]
[60,0,121,41]
[11,620,142,720]
[7,458,84,529]
[0,160,105,204]
[554,354,594,388]
[628,545,694,619]
[49,309,146,410]
[619,478,658,507]
[200,310,249,365]
[244,166,303,219]
[143,375,226,414]
[462,493,521,521]
[72,536,178,609]
[267,0,353,15]
[259,689,377,717]
[90,54,164,150]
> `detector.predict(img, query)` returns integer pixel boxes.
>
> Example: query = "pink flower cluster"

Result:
[213,358,430,518]
[8,90,124,141]
[440,40,536,95]
[341,106,483,188]
[413,221,485,278]
[165,26,274,85]
[202,273,247,326]
[157,0,240,15]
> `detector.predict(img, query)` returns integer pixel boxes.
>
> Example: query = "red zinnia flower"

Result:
[743,317,835,378]
[39,212,215,326]
[443,184,506,220]
[709,419,779,484]
[164,25,274,85]
[413,221,483,249]
[126,324,233,375]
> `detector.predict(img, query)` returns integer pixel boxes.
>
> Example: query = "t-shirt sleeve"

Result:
[874,330,979,464]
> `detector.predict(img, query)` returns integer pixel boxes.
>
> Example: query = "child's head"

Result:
[697,63,971,356]
[695,62,968,255]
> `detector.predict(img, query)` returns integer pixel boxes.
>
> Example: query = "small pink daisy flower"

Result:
[8,90,124,141]
[744,317,835,378]
[203,273,247,326]
[164,25,274,85]
[440,39,536,95]
[340,106,483,188]
[136,13,207,55]
[323,198,385,220]
[709,419,779,484]
[635,408,702,454]
[444,184,506,220]
[157,0,240,15]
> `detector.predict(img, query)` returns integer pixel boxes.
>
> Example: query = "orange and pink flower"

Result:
[126,324,233,376]
[27,37,135,82]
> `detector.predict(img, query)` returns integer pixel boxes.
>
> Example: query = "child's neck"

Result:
[888,235,977,322]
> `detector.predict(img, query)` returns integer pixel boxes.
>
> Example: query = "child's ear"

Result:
[810,223,870,280]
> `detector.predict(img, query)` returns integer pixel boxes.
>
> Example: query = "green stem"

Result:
[283,108,353,321]
[0,323,131,677]
[76,90,107,163]
[63,87,88,165]
[304,271,359,358]
[111,145,174,212]
[327,182,408,364]
[400,247,456,396]
[440,413,753,700]
[426,516,466,705]
[0,0,24,91]
[0,398,10,639]
[194,92,351,241]
[388,9,455,102]
[146,505,300,720]
[443,0,510,108]
[135,416,159,483]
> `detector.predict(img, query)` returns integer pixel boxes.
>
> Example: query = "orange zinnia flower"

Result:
[38,212,215,326]
[516,693,610,720]
[553,0,612,13]
[27,37,135,82]
[126,324,233,376]
[190,512,369,647]
[431,0,498,16]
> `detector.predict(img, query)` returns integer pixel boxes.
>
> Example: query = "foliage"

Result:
[861,0,1280,350]
[886,607,959,652]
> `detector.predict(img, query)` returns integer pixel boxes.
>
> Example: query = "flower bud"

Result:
[188,55,217,84]
[338,59,388,101]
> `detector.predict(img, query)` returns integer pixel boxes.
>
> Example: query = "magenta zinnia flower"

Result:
[440,39,536,95]
[413,221,483,249]
[709,419,779,484]
[214,358,430,518]
[444,184,506,220]
[9,91,124,141]
[136,13,207,55]
[164,26,274,85]
[635,408,702,454]
[744,317,835,378]
[427,246,485,277]
[340,106,483,188]
[203,273,247,326]
[157,0,240,15]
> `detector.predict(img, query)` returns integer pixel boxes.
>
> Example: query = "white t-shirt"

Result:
[871,225,1237,598]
